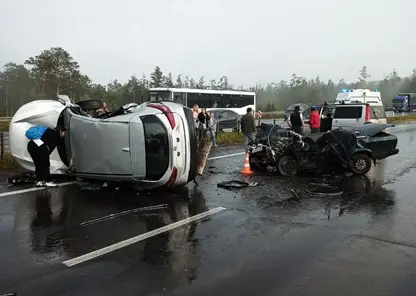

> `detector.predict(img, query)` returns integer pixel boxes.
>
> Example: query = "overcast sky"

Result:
[1,0,415,87]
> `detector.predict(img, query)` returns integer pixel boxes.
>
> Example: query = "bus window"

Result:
[230,95,254,108]
[149,91,171,101]
[173,92,186,104]
[186,93,211,108]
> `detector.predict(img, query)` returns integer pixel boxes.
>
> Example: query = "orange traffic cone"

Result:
[241,153,254,175]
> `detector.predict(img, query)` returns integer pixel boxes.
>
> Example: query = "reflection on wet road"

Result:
[1,130,416,295]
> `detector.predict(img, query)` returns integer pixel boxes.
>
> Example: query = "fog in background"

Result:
[1,0,416,86]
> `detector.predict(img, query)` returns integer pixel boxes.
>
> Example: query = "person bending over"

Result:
[27,127,67,187]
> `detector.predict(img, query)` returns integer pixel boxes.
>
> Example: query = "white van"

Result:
[331,103,386,130]
[334,89,387,124]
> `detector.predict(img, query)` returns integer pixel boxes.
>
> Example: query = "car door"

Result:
[224,111,238,129]
[69,114,132,176]
[217,111,227,131]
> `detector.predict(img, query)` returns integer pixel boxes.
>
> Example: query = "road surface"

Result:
[0,128,416,295]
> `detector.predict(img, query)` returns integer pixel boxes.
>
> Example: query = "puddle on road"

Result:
[10,184,212,264]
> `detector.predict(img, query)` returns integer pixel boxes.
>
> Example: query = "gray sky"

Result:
[1,0,415,87]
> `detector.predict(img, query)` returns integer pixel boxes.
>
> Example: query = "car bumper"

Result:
[388,148,399,156]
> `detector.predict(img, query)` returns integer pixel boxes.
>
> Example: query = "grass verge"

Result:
[387,114,416,124]
[0,152,18,169]
[0,121,9,132]
[216,132,244,145]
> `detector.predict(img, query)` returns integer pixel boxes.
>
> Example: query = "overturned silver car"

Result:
[9,98,198,189]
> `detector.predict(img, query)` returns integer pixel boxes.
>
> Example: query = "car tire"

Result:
[351,153,372,175]
[277,155,298,176]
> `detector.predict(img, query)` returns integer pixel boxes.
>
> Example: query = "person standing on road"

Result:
[208,111,218,147]
[240,107,256,153]
[192,104,200,137]
[309,105,320,133]
[288,105,304,134]
[27,127,67,187]
[197,108,210,140]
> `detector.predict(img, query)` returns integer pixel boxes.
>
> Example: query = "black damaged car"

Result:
[248,123,399,176]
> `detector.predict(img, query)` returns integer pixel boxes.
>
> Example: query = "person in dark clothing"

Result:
[27,127,66,187]
[288,105,304,134]
[240,107,256,153]
[197,108,210,141]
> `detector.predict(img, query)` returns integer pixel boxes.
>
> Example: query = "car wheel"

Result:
[351,153,372,175]
[277,155,298,176]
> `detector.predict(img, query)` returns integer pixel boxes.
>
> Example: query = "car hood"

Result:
[9,100,70,174]
[355,123,394,137]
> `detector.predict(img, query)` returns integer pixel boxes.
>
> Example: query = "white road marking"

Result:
[208,152,245,161]
[0,181,77,198]
[63,206,227,267]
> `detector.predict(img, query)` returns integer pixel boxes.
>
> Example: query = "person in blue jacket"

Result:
[27,127,66,187]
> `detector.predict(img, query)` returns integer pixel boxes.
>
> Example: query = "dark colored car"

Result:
[210,109,241,132]
[347,123,399,160]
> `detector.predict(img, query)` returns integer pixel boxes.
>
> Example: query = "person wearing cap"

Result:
[287,105,304,134]
[309,105,320,133]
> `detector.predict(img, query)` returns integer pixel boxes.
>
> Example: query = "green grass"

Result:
[0,152,18,169]
[0,121,9,132]
[216,132,245,145]
[258,111,285,119]
[387,114,416,124]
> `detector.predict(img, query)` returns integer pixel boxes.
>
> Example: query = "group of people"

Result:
[192,104,218,147]
[287,105,321,134]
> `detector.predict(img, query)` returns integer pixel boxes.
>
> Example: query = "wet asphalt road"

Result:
[1,129,416,295]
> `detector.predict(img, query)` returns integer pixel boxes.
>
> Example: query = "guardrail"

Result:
[0,132,9,159]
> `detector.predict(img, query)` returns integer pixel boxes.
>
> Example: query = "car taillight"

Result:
[365,105,371,122]
[147,103,176,129]
[167,167,178,187]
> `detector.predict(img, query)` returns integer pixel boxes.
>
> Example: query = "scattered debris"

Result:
[290,189,300,201]
[7,172,35,185]
[304,183,343,197]
[217,180,258,189]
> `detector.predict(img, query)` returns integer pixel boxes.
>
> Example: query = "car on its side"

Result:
[9,99,198,189]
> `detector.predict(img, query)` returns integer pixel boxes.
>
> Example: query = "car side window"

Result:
[219,112,227,119]
[369,107,376,119]
[226,111,237,119]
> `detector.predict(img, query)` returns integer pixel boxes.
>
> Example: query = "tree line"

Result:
[1,47,416,116]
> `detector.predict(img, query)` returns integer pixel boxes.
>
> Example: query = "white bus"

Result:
[148,88,256,115]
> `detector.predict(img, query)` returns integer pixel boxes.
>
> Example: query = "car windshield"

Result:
[141,115,169,180]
